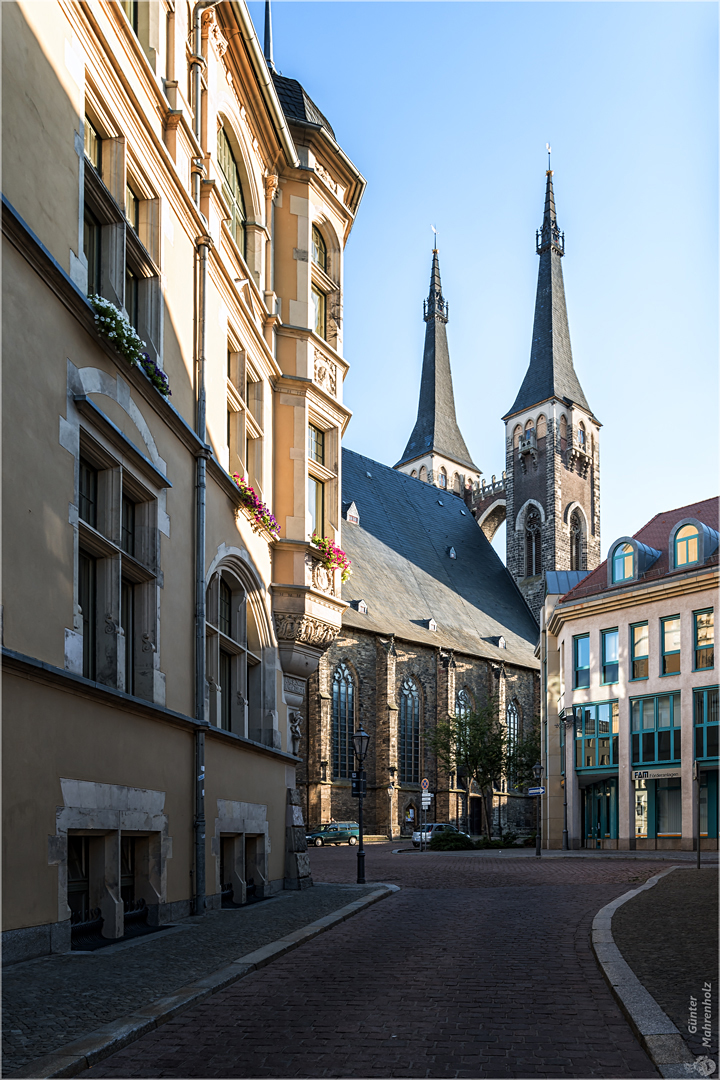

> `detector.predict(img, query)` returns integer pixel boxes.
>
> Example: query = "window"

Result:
[218,128,247,256]
[694,688,719,760]
[121,0,139,33]
[308,424,325,466]
[559,414,567,449]
[311,226,327,273]
[83,208,102,297]
[525,509,542,577]
[79,459,98,528]
[332,662,355,778]
[657,778,682,836]
[84,116,102,171]
[612,543,634,583]
[308,477,323,536]
[78,551,97,680]
[456,688,473,720]
[577,422,586,448]
[570,510,584,571]
[506,699,520,787]
[125,184,140,234]
[573,634,590,688]
[675,524,700,568]
[661,616,681,675]
[206,570,260,735]
[121,579,134,695]
[438,468,447,489]
[419,465,427,482]
[399,677,420,783]
[67,836,91,923]
[513,425,522,449]
[312,286,326,339]
[601,629,619,684]
[575,702,619,769]
[631,693,681,765]
[536,415,547,439]
[694,610,714,671]
[631,622,649,680]
[125,266,139,330]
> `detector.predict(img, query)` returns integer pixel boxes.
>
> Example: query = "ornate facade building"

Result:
[2,0,362,962]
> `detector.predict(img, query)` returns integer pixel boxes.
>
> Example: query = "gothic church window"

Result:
[570,510,585,571]
[419,465,427,482]
[332,662,355,779]
[578,421,586,448]
[537,415,547,439]
[218,127,247,256]
[399,677,420,783]
[525,509,542,577]
[513,425,522,449]
[456,688,473,719]
[559,414,567,450]
[438,468,447,489]
[506,700,520,788]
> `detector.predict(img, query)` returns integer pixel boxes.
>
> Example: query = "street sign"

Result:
[528,786,545,796]
[421,794,432,807]
[421,778,429,791]
[351,770,367,797]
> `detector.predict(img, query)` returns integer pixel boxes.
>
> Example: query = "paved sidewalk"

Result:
[2,883,379,1075]
[613,867,718,1062]
[87,845,671,1078]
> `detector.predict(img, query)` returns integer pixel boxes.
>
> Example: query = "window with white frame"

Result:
[227,345,264,490]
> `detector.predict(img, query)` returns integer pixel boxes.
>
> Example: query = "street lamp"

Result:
[533,761,544,858]
[557,707,581,851]
[353,726,370,884]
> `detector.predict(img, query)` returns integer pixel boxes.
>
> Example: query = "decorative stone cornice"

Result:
[274,613,340,649]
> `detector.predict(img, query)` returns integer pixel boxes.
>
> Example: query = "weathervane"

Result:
[431,223,438,251]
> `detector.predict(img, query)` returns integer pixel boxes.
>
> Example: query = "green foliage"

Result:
[429,831,476,851]
[508,724,542,792]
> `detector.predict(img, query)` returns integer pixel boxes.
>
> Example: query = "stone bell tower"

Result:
[502,170,602,621]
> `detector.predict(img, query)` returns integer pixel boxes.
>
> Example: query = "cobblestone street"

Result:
[86,845,672,1078]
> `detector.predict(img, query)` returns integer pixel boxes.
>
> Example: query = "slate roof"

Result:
[340,449,539,667]
[560,497,719,603]
[546,570,590,596]
[504,172,591,419]
[395,252,479,473]
[271,72,335,139]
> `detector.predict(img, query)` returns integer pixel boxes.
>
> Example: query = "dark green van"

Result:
[306,822,359,846]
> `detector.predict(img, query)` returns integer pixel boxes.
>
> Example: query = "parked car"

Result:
[306,822,360,847]
[411,823,468,848]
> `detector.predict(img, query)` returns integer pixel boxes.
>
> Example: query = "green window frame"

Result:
[601,628,619,684]
[694,610,714,671]
[694,687,719,761]
[573,634,590,689]
[661,616,681,675]
[574,701,619,770]
[630,622,649,680]
[217,127,247,256]
[612,542,634,583]
[630,693,681,765]
[674,524,700,568]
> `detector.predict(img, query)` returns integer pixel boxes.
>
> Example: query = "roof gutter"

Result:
[225,0,299,169]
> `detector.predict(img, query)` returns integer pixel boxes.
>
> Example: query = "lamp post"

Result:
[353,725,370,884]
[533,761,544,858]
[558,708,581,850]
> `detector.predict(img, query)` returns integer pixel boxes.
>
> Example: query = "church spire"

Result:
[263,0,276,73]
[503,169,591,418]
[395,251,479,474]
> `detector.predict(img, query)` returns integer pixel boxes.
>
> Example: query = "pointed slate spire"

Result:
[395,251,479,472]
[504,171,591,418]
[263,0,276,72]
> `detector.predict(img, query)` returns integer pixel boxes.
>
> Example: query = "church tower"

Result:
[503,170,601,621]
[395,251,481,495]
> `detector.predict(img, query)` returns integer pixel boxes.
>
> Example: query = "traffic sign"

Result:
[421,778,429,791]
[528,786,545,796]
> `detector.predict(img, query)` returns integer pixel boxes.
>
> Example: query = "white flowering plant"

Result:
[89,294,171,398]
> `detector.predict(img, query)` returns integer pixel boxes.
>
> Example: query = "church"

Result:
[297,168,602,837]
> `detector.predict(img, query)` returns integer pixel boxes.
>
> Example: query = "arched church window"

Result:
[438,468,447,489]
[559,414,567,450]
[411,469,417,478]
[525,509,542,577]
[419,465,428,483]
[506,700,521,789]
[570,510,585,571]
[513,425,522,449]
[537,415,547,439]
[206,569,259,733]
[578,421,586,448]
[452,473,461,494]
[399,677,420,783]
[311,225,327,273]
[217,127,247,256]
[455,687,473,719]
[332,662,355,779]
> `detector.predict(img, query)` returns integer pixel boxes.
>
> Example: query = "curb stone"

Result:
[591,865,712,1079]
[8,884,399,1080]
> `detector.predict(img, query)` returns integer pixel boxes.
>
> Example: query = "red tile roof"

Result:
[560,497,719,603]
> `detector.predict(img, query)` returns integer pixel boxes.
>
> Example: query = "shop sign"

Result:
[632,768,682,781]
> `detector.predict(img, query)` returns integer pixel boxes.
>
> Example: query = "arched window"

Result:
[206,569,259,733]
[411,469,417,478]
[506,700,520,788]
[419,465,428,482]
[536,415,547,439]
[438,468,447,489]
[559,414,567,449]
[570,510,584,571]
[217,127,247,256]
[513,425,522,449]
[332,662,355,779]
[455,687,473,719]
[311,226,327,273]
[675,524,700,567]
[525,508,542,576]
[525,419,535,435]
[578,421,586,448]
[399,677,420,783]
[612,542,634,583]
[452,473,461,494]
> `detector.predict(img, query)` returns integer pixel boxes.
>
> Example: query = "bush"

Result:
[429,831,476,851]
[523,832,537,847]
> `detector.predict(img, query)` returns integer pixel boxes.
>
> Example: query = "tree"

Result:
[428,696,506,840]
[507,722,541,793]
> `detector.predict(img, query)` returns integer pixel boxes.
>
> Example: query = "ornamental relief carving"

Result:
[313,349,337,397]
[314,163,338,194]
[305,552,337,596]
[274,614,340,649]
[201,9,228,55]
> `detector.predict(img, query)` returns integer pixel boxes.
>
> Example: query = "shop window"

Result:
[657,779,682,836]
[399,677,420,783]
[575,701,619,769]
[694,687,719,760]
[631,693,681,764]
[573,634,590,689]
[694,610,714,671]
[661,616,681,675]
[601,629,619,684]
[332,662,355,779]
[631,622,649,680]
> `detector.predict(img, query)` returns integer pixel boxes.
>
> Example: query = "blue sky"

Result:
[250,1,718,559]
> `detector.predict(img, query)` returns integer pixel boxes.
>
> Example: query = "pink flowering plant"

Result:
[231,474,280,539]
[311,533,352,582]
[90,294,171,398]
